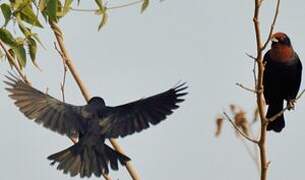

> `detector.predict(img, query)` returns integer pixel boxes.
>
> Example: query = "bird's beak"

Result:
[271,37,279,43]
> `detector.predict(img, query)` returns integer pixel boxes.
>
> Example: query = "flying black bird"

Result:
[5,73,187,177]
[263,32,302,132]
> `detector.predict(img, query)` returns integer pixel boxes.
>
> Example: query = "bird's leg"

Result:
[287,99,296,110]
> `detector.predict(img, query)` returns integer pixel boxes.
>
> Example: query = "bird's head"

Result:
[88,97,106,107]
[82,97,106,119]
[271,32,292,47]
[269,32,296,63]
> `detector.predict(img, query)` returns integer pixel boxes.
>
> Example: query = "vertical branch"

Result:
[253,0,269,178]
[48,20,140,180]
[252,0,280,180]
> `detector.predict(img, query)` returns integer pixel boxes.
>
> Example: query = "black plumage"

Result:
[263,32,302,132]
[5,73,187,177]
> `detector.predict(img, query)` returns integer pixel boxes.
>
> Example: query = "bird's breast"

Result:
[269,46,295,63]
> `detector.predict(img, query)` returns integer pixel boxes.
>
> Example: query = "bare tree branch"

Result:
[107,0,144,10]
[223,112,258,144]
[70,0,144,12]
[236,83,257,93]
[246,52,257,61]
[253,0,281,180]
[261,0,281,51]
[54,43,68,102]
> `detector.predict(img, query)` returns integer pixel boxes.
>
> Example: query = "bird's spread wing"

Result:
[101,83,188,138]
[5,73,88,137]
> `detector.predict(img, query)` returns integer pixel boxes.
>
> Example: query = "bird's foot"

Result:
[287,99,296,110]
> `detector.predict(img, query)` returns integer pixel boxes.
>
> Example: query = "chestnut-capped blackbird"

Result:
[5,73,187,177]
[263,32,302,132]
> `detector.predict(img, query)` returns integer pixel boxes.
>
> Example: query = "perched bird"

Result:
[263,32,302,132]
[5,73,187,177]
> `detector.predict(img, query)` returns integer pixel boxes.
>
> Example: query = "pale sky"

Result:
[1,0,305,180]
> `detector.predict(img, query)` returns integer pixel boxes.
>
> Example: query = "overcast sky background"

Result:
[1,0,305,179]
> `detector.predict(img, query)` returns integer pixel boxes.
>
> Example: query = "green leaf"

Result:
[95,0,103,9]
[98,11,108,31]
[15,37,25,46]
[56,0,66,18]
[0,28,18,47]
[38,0,48,21]
[141,0,149,13]
[56,0,63,14]
[20,5,43,28]
[62,0,73,16]
[28,37,41,69]
[28,38,37,63]
[13,45,27,69]
[17,20,32,37]
[39,0,47,11]
[12,0,31,10]
[1,3,12,27]
[32,33,46,49]
[47,0,58,22]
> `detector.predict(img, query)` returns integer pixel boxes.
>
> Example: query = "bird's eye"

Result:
[271,37,279,43]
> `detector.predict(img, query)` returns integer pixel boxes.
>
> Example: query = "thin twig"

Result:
[107,0,143,10]
[61,67,67,102]
[245,52,258,89]
[70,8,97,12]
[246,52,257,61]
[223,112,258,144]
[236,83,256,93]
[296,88,305,100]
[70,0,144,12]
[0,41,29,83]
[253,57,257,89]
[240,138,260,172]
[54,43,68,102]
[261,0,281,51]
[268,88,305,122]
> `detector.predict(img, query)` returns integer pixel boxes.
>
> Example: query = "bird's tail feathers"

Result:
[266,102,285,132]
[48,142,130,177]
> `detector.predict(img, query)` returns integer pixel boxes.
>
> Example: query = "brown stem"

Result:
[48,20,140,180]
[253,0,280,180]
[0,41,29,83]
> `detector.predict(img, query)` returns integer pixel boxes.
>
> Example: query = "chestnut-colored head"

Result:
[271,32,292,47]
[269,32,295,63]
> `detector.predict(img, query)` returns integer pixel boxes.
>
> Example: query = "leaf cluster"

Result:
[0,0,151,69]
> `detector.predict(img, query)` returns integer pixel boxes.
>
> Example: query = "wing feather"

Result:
[5,74,88,137]
[102,83,187,138]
